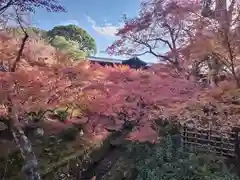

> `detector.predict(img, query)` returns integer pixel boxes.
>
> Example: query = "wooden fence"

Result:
[180,123,240,158]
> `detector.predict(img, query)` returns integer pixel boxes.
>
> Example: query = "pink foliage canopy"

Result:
[75,63,199,134]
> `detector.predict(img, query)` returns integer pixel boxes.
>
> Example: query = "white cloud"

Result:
[58,19,80,26]
[85,15,123,37]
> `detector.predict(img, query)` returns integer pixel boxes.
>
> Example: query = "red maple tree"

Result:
[77,64,198,134]
[107,0,201,71]
[0,1,66,179]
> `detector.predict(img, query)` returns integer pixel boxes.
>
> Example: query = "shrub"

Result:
[123,135,239,180]
[54,109,68,122]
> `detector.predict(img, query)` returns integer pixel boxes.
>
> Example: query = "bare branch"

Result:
[0,0,14,14]
[10,8,29,72]
[174,24,182,41]
[149,37,173,50]
[131,36,171,62]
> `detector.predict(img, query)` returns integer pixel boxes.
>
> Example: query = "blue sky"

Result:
[33,0,159,63]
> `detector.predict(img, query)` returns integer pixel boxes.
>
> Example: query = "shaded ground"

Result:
[0,119,110,180]
[81,150,121,180]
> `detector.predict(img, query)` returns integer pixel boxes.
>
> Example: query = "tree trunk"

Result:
[8,107,41,180]
[12,126,41,180]
[207,69,218,88]
[5,10,42,179]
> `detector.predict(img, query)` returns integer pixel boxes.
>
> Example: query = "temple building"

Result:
[88,56,151,69]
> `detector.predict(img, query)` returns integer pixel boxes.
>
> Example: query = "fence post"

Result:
[181,123,187,151]
[208,124,211,152]
[233,126,240,159]
[171,122,181,149]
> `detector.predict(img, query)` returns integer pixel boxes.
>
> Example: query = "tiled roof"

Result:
[88,56,124,64]
[88,56,154,67]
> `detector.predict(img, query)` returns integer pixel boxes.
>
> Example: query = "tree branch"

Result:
[149,37,173,50]
[10,8,29,72]
[131,36,172,62]
[0,0,14,14]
